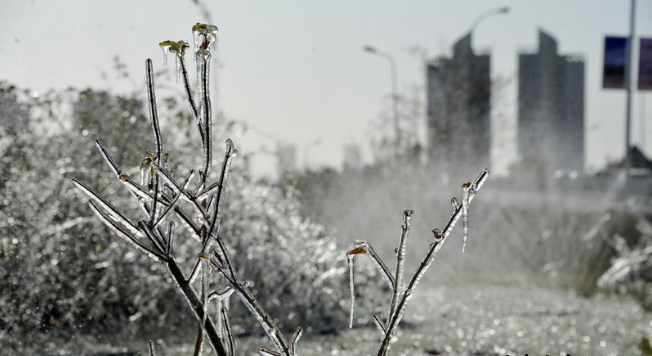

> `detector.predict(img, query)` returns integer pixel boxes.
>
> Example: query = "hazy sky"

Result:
[1,0,651,177]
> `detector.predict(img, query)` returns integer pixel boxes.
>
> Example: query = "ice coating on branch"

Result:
[148,340,156,356]
[347,254,355,328]
[395,211,412,289]
[72,179,142,238]
[235,289,286,352]
[461,181,472,253]
[201,255,210,333]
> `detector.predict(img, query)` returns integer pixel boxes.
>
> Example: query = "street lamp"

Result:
[363,45,400,159]
[470,6,510,33]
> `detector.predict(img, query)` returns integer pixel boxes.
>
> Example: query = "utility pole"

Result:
[624,0,637,176]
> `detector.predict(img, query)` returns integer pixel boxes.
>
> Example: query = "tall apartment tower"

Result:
[518,29,585,175]
[426,33,491,180]
[276,143,297,179]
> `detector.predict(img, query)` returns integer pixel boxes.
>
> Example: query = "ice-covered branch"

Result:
[388,210,412,321]
[375,169,489,356]
[345,169,489,356]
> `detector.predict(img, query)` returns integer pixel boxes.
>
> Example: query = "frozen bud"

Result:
[140,157,152,169]
[461,181,472,189]
[192,22,218,51]
[159,40,190,56]
[432,228,443,242]
[119,173,129,181]
[346,247,367,256]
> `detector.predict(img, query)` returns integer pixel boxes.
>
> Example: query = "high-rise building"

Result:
[517,29,585,175]
[343,144,362,170]
[426,33,491,180]
[277,143,296,179]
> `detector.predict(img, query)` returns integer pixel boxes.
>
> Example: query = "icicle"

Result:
[175,55,181,83]
[160,40,189,83]
[215,299,224,337]
[140,157,152,187]
[159,45,168,66]
[451,197,460,212]
[461,182,471,253]
[347,254,355,328]
[192,23,201,55]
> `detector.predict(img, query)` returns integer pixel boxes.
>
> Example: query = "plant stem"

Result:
[167,259,228,356]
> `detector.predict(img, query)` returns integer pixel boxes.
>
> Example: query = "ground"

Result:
[20,282,649,356]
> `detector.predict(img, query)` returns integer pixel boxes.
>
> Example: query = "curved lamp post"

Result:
[363,45,400,159]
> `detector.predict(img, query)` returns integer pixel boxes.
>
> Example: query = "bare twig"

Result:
[388,210,413,321]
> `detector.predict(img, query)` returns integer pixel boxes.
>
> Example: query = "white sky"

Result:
[1,0,651,178]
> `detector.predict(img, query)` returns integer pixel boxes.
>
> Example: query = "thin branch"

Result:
[233,283,291,356]
[179,55,205,145]
[73,179,142,237]
[199,52,212,185]
[94,140,202,235]
[138,220,167,256]
[188,258,203,284]
[373,314,386,336]
[146,58,163,226]
[88,201,164,262]
[146,58,163,163]
[153,163,209,221]
[205,140,238,280]
[95,139,121,177]
[346,241,394,290]
[388,210,412,322]
[153,170,194,228]
[259,347,281,356]
[167,259,229,356]
[193,325,205,356]
[289,327,303,356]
[222,307,236,356]
[167,220,175,256]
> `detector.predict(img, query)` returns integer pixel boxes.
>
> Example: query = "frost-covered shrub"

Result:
[220,181,348,331]
[0,80,367,351]
[0,84,175,341]
[599,212,652,310]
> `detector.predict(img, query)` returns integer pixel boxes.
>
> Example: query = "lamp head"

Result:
[497,6,510,14]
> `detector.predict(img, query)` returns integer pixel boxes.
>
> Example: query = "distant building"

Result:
[426,33,491,180]
[277,143,296,179]
[517,29,585,176]
[343,144,362,170]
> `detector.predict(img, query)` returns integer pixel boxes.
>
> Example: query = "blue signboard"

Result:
[602,36,628,89]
